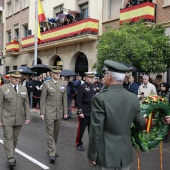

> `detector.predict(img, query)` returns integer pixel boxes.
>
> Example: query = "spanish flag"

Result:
[37,0,46,42]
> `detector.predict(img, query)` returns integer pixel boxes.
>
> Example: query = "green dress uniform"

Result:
[0,73,30,164]
[40,76,67,157]
[87,60,146,169]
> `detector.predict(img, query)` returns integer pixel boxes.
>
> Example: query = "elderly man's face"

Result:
[9,76,20,85]
[143,76,149,84]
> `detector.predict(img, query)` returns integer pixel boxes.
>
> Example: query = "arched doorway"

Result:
[54,56,62,69]
[32,57,42,66]
[75,52,88,77]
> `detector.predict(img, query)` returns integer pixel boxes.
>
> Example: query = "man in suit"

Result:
[40,66,67,163]
[0,70,30,169]
[87,60,146,170]
[127,75,139,94]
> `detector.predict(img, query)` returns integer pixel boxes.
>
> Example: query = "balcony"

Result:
[21,18,99,51]
[120,2,156,25]
[6,41,20,53]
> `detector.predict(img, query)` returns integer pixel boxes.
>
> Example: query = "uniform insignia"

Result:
[85,87,90,91]
[60,86,65,92]
[5,89,9,94]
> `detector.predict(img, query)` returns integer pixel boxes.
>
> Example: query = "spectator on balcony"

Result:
[40,26,44,32]
[126,0,132,7]
[14,36,18,42]
[131,0,138,5]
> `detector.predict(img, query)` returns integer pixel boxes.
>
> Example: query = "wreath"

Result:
[131,95,170,152]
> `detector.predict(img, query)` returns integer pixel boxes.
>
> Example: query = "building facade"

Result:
[2,0,170,78]
[3,0,103,77]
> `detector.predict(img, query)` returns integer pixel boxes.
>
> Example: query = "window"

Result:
[54,5,63,18]
[22,24,28,37]
[6,30,11,43]
[7,1,12,16]
[80,3,88,19]
[13,65,17,70]
[22,0,29,9]
[15,28,19,39]
[0,11,2,23]
[14,24,19,41]
[6,66,10,74]
[14,0,20,13]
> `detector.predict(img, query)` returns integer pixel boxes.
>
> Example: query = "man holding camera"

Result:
[138,75,157,103]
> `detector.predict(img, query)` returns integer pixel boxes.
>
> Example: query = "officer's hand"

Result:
[40,115,45,120]
[89,160,96,166]
[0,122,2,127]
[25,120,30,125]
[79,114,84,118]
[64,114,68,119]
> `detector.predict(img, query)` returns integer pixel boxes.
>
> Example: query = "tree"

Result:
[96,22,170,73]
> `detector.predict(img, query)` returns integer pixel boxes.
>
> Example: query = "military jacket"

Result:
[76,82,99,116]
[87,84,146,168]
[40,79,67,120]
[0,83,30,126]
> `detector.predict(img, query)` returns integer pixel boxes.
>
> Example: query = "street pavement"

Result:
[0,109,170,170]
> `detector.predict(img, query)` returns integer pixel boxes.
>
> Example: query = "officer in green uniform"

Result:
[0,70,30,169]
[40,66,67,163]
[87,60,146,170]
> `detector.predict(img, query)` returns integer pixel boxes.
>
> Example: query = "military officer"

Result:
[40,66,67,163]
[0,70,30,169]
[87,60,146,170]
[76,72,99,151]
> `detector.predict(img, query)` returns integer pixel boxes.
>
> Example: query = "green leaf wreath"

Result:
[131,96,170,152]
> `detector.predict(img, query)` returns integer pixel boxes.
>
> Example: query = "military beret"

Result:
[85,72,95,78]
[103,60,129,73]
[51,66,61,73]
[9,70,22,78]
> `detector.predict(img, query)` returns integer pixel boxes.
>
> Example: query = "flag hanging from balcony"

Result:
[37,0,46,43]
[120,2,155,25]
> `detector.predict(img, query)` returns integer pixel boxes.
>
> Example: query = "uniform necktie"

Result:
[14,85,17,92]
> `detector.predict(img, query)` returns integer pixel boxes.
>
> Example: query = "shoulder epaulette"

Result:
[95,89,107,96]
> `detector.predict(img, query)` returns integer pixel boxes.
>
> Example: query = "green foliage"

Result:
[96,21,170,73]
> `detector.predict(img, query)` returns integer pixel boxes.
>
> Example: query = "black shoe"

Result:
[77,145,84,151]
[67,116,72,119]
[8,162,16,169]
[50,156,56,163]
[47,151,59,157]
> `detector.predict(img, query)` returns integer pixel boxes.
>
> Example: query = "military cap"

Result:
[51,66,61,73]
[85,72,95,78]
[9,70,22,78]
[103,60,129,73]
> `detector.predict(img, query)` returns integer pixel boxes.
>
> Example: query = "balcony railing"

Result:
[21,18,99,49]
[120,2,156,25]
[6,41,20,53]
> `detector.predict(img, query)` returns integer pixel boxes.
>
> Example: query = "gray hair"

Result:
[143,75,149,80]
[108,71,125,82]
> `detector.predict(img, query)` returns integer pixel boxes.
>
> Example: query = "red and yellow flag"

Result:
[37,0,46,42]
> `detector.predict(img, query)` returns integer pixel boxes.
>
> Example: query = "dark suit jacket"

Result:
[127,82,139,94]
[87,84,146,168]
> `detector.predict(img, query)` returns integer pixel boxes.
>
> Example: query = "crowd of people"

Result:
[1,63,170,169]
[125,0,152,8]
